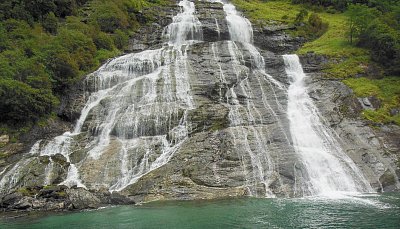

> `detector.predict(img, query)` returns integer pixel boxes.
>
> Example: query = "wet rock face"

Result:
[253,25,304,54]
[197,1,230,42]
[0,0,399,211]
[121,40,309,200]
[301,55,400,192]
[128,3,179,52]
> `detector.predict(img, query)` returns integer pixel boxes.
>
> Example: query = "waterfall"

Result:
[284,54,373,196]
[167,0,203,47]
[0,0,202,193]
[209,0,289,197]
[0,0,376,199]
[223,3,253,43]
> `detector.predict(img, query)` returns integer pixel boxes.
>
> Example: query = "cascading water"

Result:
[208,0,289,197]
[0,0,202,193]
[0,0,377,200]
[284,54,373,196]
[223,3,253,43]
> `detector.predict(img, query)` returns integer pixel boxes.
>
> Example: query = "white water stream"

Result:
[0,0,374,198]
[284,54,373,196]
[209,0,288,197]
[0,0,201,193]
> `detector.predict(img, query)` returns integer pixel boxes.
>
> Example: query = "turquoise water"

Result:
[1,193,399,228]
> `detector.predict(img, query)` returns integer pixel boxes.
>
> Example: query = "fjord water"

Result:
[2,193,400,228]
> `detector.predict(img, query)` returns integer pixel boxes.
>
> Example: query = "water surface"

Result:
[1,193,399,228]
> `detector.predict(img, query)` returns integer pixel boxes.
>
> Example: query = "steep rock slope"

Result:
[0,0,399,210]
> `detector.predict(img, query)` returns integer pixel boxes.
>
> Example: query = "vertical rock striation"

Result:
[0,0,399,209]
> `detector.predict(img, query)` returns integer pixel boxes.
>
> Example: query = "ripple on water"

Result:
[1,194,400,229]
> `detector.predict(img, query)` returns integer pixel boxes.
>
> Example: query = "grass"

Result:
[322,55,371,79]
[343,77,400,125]
[231,0,302,24]
[297,13,367,57]
[232,0,370,77]
[297,11,371,79]
[231,0,400,125]
[231,0,367,57]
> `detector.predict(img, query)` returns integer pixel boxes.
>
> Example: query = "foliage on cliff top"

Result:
[233,0,400,125]
[231,0,365,56]
[298,1,400,125]
[231,0,302,23]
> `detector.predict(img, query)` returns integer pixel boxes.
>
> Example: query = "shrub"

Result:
[308,13,328,36]
[94,32,115,50]
[113,29,129,49]
[0,79,58,124]
[295,9,308,25]
[91,2,129,33]
[46,51,80,92]
[42,12,58,34]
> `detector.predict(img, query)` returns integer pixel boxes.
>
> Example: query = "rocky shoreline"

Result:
[0,185,135,212]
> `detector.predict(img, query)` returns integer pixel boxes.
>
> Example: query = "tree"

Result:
[91,2,129,33]
[94,32,115,50]
[0,79,58,124]
[346,4,380,44]
[54,0,77,18]
[46,51,80,92]
[42,12,58,34]
[362,19,400,74]
[24,0,57,21]
[113,29,129,49]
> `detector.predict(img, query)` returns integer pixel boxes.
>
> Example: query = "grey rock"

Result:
[0,135,9,146]
[358,97,374,110]
[0,0,399,212]
[66,188,101,209]
[109,192,135,205]
[304,63,400,192]
[0,192,24,208]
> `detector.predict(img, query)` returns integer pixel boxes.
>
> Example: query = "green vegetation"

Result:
[0,0,172,138]
[344,77,400,125]
[346,3,400,75]
[292,0,399,12]
[233,0,400,126]
[231,0,302,23]
[17,187,35,196]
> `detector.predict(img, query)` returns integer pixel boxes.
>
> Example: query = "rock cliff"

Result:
[0,0,398,211]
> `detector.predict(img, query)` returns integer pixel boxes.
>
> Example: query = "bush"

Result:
[0,79,58,124]
[42,12,58,34]
[46,50,80,92]
[94,32,115,50]
[308,13,328,35]
[295,9,308,25]
[295,12,328,40]
[91,2,129,33]
[113,29,129,49]
[56,28,97,70]
[95,49,120,64]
